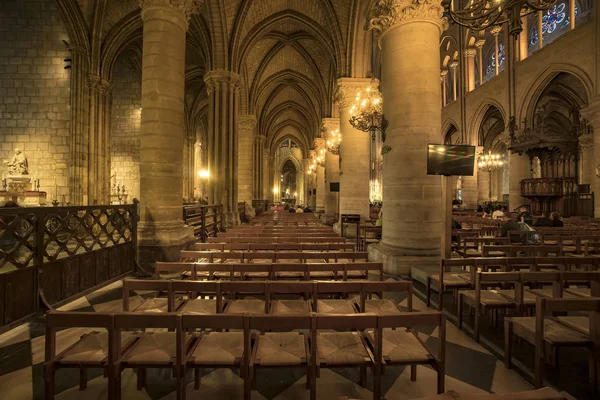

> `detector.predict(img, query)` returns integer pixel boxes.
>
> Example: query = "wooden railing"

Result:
[183,204,224,242]
[0,204,137,332]
[521,178,577,197]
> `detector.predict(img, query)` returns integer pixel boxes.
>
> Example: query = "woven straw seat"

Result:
[305,258,327,263]
[494,289,537,306]
[189,332,243,365]
[244,272,270,279]
[123,332,189,364]
[430,273,471,286]
[510,317,589,343]
[225,299,265,314]
[308,271,335,278]
[276,271,305,278]
[133,298,169,313]
[343,270,367,278]
[60,331,136,363]
[363,299,401,315]
[270,299,311,315]
[562,246,577,253]
[254,332,307,366]
[526,288,579,299]
[212,271,240,278]
[316,299,356,314]
[317,332,370,365]
[460,290,515,306]
[487,251,506,257]
[564,287,591,297]
[367,329,432,363]
[465,249,482,257]
[180,299,217,314]
[556,316,589,336]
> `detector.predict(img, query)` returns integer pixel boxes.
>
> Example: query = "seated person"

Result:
[491,206,505,220]
[500,213,522,243]
[295,205,304,213]
[550,212,564,227]
[517,207,533,226]
[534,211,553,227]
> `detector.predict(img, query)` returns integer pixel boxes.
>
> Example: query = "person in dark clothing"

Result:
[451,219,462,242]
[550,212,564,227]
[517,207,533,226]
[501,213,522,243]
[476,205,483,213]
[303,207,312,213]
[288,206,296,213]
[534,211,553,227]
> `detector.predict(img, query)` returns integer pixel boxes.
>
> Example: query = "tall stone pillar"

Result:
[508,152,530,211]
[334,78,372,224]
[262,149,270,200]
[582,104,600,216]
[237,115,256,204]
[87,74,112,204]
[461,171,479,209]
[183,135,196,200]
[322,118,340,221]
[302,158,310,206]
[465,48,476,92]
[475,39,485,85]
[204,71,241,226]
[314,138,326,212]
[478,169,491,203]
[519,16,529,61]
[252,134,265,200]
[137,0,201,268]
[367,0,446,275]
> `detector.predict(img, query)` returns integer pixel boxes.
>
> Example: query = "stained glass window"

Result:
[530,3,578,46]
[486,43,505,76]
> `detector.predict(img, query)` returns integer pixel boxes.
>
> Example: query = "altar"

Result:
[0,149,47,207]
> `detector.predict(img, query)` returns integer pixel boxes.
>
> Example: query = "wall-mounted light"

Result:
[198,169,209,178]
[63,58,72,70]
[273,187,279,194]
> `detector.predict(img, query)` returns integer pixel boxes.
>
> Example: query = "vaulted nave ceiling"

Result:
[75,0,372,157]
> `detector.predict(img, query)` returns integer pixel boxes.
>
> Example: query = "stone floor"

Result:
[0,278,540,400]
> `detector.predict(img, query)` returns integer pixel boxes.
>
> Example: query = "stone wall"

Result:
[110,57,141,201]
[0,0,71,203]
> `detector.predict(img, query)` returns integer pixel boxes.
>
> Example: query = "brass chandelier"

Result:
[308,148,326,174]
[443,0,559,37]
[326,128,342,155]
[477,150,505,172]
[349,79,387,140]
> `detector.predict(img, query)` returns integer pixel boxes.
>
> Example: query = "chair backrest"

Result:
[314,281,361,309]
[245,252,275,263]
[223,243,250,251]
[154,262,196,280]
[271,263,307,278]
[195,243,223,251]
[181,250,213,262]
[122,279,172,311]
[249,243,278,251]
[220,281,267,298]
[315,313,377,330]
[194,263,235,280]
[344,262,384,281]
[170,280,221,311]
[182,312,247,331]
[337,252,369,262]
[268,281,316,297]
[274,252,305,262]
[300,243,329,251]
[307,263,344,278]
[277,243,302,251]
[359,280,412,312]
[250,314,312,331]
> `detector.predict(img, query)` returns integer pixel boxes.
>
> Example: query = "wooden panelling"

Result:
[5,268,35,324]
[41,262,62,305]
[0,274,5,326]
[95,250,109,285]
[62,258,80,300]
[79,253,96,293]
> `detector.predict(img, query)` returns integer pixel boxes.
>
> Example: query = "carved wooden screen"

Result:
[0,204,137,330]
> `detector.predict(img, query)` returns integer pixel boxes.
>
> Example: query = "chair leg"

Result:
[426,277,431,307]
[194,368,201,390]
[457,294,463,330]
[437,363,445,394]
[504,320,513,369]
[176,366,183,400]
[439,285,444,311]
[373,363,382,400]
[410,365,417,382]
[137,368,146,391]
[114,369,122,400]
[360,365,367,387]
[44,365,55,400]
[474,305,480,343]
[306,365,311,389]
[79,368,87,391]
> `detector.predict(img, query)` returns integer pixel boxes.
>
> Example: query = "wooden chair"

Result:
[244,252,276,263]
[155,262,196,280]
[368,312,446,396]
[357,280,412,315]
[312,314,377,400]
[113,313,186,400]
[222,281,268,314]
[171,280,221,314]
[426,258,475,310]
[250,314,312,398]
[272,263,307,280]
[313,281,361,314]
[268,281,315,314]
[505,297,600,390]
[342,262,383,280]
[308,263,343,280]
[181,313,250,399]
[235,263,271,280]
[122,279,174,313]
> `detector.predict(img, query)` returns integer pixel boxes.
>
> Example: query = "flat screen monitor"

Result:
[427,144,475,176]
[330,182,340,192]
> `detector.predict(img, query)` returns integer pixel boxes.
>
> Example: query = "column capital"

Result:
[581,98,600,129]
[475,39,486,49]
[314,138,326,150]
[321,118,340,137]
[204,70,241,95]
[238,114,257,131]
[440,69,448,77]
[490,26,503,36]
[449,60,459,70]
[464,48,477,58]
[334,77,377,109]
[366,0,447,46]
[254,134,266,142]
[579,133,594,150]
[87,74,111,93]
[138,0,203,25]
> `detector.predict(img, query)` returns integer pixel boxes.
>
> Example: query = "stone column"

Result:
[302,158,310,206]
[491,26,502,76]
[183,135,196,200]
[582,103,600,216]
[333,78,372,225]
[449,60,458,101]
[137,0,201,268]
[237,115,256,204]
[262,149,270,200]
[508,152,531,210]
[87,74,112,204]
[204,70,241,226]
[475,39,485,85]
[440,70,448,106]
[464,48,476,92]
[366,0,446,275]
[322,118,340,221]
[461,170,479,209]
[314,138,326,212]
[252,134,265,200]
[519,16,529,61]
[478,169,491,203]
[537,11,544,50]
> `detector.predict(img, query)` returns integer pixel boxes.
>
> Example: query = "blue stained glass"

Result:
[486,43,505,76]
[530,3,578,46]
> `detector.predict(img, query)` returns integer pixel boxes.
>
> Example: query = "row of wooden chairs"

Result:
[156,261,384,281]
[123,279,412,316]
[44,310,446,400]
[208,236,346,243]
[427,256,600,310]
[180,250,368,264]
[194,242,355,252]
[217,232,340,238]
[388,387,576,399]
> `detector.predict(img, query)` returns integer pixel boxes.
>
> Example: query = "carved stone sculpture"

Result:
[4,148,28,175]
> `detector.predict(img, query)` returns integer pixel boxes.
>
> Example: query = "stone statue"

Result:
[4,148,28,175]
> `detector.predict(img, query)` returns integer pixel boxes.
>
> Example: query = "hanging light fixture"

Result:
[477,150,506,172]
[443,0,559,37]
[349,78,387,140]
[326,128,342,155]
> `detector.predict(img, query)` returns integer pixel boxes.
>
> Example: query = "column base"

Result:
[321,213,337,225]
[368,242,440,277]
[333,221,358,238]
[138,222,196,272]
[226,211,240,228]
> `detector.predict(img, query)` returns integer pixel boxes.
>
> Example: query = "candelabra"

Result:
[326,128,342,155]
[349,78,387,140]
[478,150,506,200]
[112,183,127,204]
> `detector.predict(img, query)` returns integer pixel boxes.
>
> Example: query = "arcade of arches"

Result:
[0,0,600,273]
